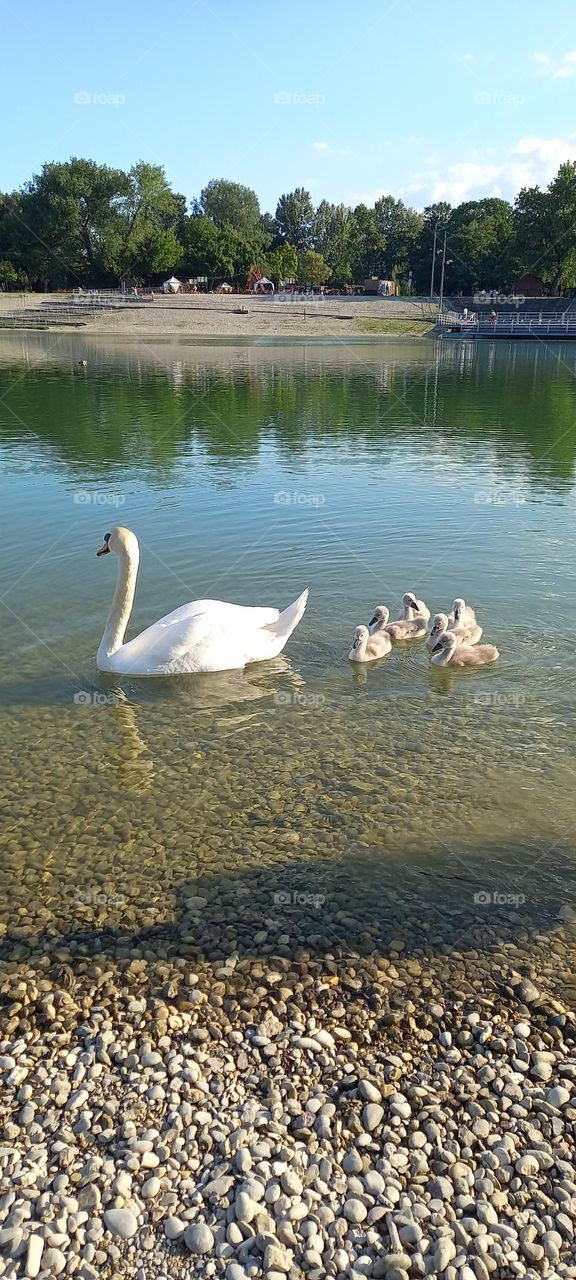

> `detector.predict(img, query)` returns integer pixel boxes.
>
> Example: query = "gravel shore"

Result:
[0,293,436,340]
[2,912,576,1280]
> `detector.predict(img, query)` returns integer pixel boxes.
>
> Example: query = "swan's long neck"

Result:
[97,542,139,665]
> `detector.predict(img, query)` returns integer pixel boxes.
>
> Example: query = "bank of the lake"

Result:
[0,292,436,340]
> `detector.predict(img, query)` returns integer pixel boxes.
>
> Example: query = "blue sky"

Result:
[1,0,575,211]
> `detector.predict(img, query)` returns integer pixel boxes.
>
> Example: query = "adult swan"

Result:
[95,527,309,676]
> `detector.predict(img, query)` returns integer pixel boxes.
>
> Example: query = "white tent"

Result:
[163,276,181,294]
[253,276,274,293]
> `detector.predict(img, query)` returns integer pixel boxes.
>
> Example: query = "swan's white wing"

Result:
[149,599,280,629]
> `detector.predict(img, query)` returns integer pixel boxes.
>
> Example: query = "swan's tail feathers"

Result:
[264,588,309,643]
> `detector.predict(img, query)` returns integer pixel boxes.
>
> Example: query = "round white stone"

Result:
[184,1222,214,1254]
[103,1209,138,1240]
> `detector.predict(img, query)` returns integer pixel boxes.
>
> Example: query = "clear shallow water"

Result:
[1,332,576,969]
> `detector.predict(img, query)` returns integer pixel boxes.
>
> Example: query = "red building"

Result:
[513,274,546,297]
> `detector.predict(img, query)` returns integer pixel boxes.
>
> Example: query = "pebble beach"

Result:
[2,892,576,1280]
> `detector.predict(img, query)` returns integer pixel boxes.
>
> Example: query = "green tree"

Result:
[0,259,17,289]
[215,225,258,281]
[19,158,129,286]
[374,195,423,280]
[126,227,182,281]
[423,202,452,229]
[0,193,28,281]
[275,188,315,250]
[259,211,276,247]
[447,198,514,292]
[348,205,385,281]
[200,179,262,241]
[182,216,221,277]
[298,250,331,285]
[265,242,298,283]
[411,202,452,293]
[513,162,576,291]
[313,201,353,282]
[115,162,185,279]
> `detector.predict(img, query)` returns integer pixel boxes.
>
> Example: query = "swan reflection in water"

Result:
[98,655,308,790]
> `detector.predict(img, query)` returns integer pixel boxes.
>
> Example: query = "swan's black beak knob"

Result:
[96,532,111,557]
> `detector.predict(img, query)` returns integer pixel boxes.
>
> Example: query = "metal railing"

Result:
[437,311,576,336]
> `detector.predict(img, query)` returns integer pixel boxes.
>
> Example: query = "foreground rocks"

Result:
[1,937,576,1280]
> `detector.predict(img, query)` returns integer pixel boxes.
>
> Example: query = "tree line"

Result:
[1,158,575,294]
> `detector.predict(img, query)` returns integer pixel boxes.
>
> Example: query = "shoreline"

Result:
[0,293,437,341]
[2,895,576,1279]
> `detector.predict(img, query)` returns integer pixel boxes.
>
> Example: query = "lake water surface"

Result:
[1,332,576,969]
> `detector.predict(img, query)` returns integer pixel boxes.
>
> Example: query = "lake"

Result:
[1,331,576,968]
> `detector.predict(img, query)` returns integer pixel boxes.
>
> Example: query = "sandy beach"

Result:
[0,293,437,340]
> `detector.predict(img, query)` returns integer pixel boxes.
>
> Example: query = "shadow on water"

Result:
[3,837,576,978]
[2,652,576,985]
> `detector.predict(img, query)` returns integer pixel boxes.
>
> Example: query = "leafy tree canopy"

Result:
[275,188,315,251]
[200,178,262,241]
[3,157,576,293]
[298,249,331,285]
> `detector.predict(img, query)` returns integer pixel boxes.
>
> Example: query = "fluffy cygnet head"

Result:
[352,624,369,649]
[368,605,389,628]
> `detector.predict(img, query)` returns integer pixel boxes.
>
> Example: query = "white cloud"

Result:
[427,162,502,205]
[312,141,329,151]
[406,135,576,206]
[506,134,576,187]
[345,187,389,206]
[533,50,576,79]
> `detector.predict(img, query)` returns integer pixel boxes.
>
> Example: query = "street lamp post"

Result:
[429,221,438,298]
[438,228,448,312]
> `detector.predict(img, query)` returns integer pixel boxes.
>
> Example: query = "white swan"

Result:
[369,602,426,640]
[430,633,499,668]
[349,623,392,662]
[95,527,309,675]
[427,610,483,648]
